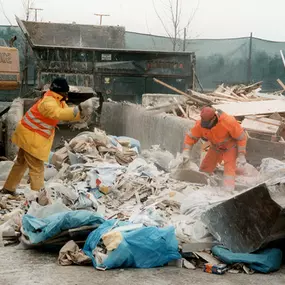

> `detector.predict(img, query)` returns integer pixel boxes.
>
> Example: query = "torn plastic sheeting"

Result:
[22,210,105,244]
[129,207,167,227]
[127,158,162,178]
[68,151,85,165]
[84,219,181,270]
[87,164,126,189]
[173,219,213,244]
[109,136,141,152]
[44,164,58,181]
[212,246,282,273]
[181,188,230,219]
[141,148,174,172]
[45,182,79,205]
[27,200,71,219]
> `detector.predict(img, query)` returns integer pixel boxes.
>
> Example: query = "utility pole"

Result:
[29,7,43,22]
[247,32,253,84]
[183,28,186,51]
[94,13,110,25]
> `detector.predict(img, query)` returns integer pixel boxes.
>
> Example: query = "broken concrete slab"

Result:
[246,137,285,167]
[202,183,283,253]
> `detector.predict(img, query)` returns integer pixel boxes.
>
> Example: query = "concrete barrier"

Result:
[5,98,24,159]
[101,102,285,167]
[101,102,201,162]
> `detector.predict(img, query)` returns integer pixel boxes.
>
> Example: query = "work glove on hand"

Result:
[236,153,247,167]
[78,98,100,120]
[181,148,192,167]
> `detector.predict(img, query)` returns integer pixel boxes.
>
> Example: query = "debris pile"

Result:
[0,127,285,274]
[145,79,285,142]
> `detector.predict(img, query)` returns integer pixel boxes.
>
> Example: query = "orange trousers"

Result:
[200,146,237,189]
[4,148,44,192]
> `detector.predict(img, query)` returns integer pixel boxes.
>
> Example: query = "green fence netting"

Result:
[0,26,285,99]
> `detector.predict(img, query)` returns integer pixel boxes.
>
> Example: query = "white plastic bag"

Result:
[27,200,71,219]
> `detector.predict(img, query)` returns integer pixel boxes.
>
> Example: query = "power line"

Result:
[94,13,110,25]
[29,7,43,22]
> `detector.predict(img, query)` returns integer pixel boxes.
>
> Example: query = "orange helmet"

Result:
[200,107,216,121]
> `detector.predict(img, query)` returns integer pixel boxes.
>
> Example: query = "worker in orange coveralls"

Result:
[183,107,247,190]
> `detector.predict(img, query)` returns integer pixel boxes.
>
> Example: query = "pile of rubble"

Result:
[144,80,285,142]
[0,127,285,274]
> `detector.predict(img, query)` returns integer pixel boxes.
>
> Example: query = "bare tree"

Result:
[22,0,34,21]
[152,0,200,51]
[0,0,13,25]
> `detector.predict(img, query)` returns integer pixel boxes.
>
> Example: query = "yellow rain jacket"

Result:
[12,91,80,161]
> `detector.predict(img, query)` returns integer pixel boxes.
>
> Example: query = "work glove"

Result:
[180,147,193,167]
[78,98,100,120]
[236,153,247,167]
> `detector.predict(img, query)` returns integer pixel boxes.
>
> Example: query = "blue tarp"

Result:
[212,246,283,273]
[84,219,181,270]
[22,210,105,244]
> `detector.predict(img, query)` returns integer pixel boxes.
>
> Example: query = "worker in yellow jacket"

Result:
[1,77,93,199]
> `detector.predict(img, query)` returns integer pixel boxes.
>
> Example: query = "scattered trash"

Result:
[1,126,284,275]
[204,263,228,275]
[58,240,92,266]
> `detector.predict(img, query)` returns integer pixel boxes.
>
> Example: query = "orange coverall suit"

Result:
[184,111,247,188]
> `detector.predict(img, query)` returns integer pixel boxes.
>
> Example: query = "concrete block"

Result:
[202,183,284,253]
[5,98,24,159]
[247,137,285,167]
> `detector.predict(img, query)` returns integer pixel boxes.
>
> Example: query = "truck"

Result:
[3,19,196,159]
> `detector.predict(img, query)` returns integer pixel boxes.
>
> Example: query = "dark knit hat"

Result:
[50,77,69,93]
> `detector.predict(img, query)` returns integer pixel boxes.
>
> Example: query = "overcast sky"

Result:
[0,0,284,41]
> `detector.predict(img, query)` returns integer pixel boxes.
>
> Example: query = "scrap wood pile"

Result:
[146,79,285,141]
[0,128,284,274]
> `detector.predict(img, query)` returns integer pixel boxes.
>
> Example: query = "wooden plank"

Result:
[173,98,189,118]
[280,50,285,68]
[153,78,204,105]
[213,100,285,117]
[211,91,240,101]
[277,78,285,91]
[242,118,281,135]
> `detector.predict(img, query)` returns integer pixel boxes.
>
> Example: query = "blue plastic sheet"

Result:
[84,220,181,270]
[22,210,105,244]
[212,246,283,273]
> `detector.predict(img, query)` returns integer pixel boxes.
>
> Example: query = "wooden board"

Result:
[213,100,285,117]
[242,117,281,135]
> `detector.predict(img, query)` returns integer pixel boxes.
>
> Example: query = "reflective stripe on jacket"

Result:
[184,111,247,154]
[12,90,80,161]
[21,92,62,138]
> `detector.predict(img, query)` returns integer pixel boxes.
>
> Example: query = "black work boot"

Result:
[0,188,19,197]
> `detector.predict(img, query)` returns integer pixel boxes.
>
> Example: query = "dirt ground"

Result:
[0,247,285,285]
